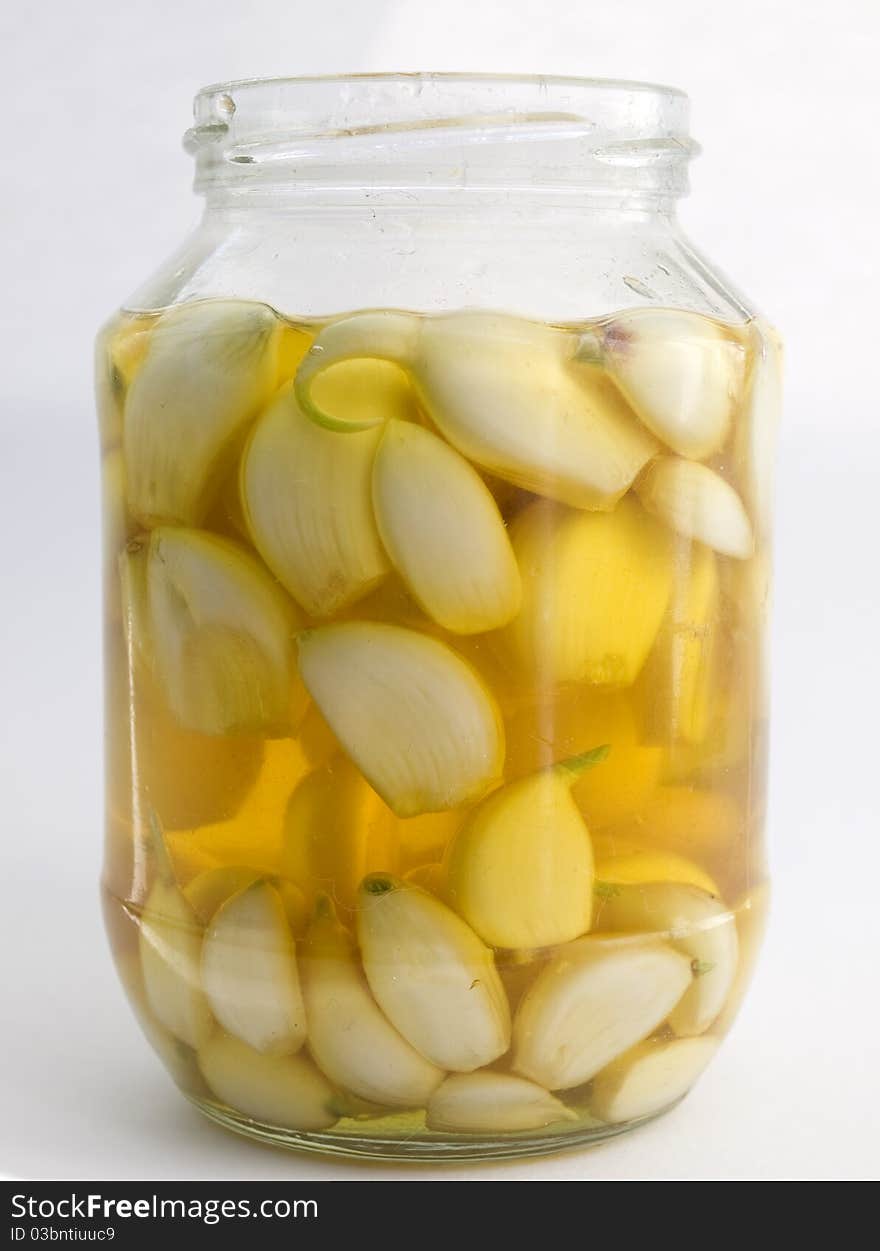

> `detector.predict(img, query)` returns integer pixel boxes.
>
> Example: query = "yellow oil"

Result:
[97,300,777,1154]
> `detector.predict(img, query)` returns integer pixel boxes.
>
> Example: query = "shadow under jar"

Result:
[97,73,781,1161]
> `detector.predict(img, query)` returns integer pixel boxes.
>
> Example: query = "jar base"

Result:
[186,1092,680,1163]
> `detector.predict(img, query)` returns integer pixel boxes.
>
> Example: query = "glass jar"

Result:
[97,74,780,1161]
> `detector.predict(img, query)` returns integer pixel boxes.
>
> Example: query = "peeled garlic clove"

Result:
[636,457,754,559]
[505,689,663,830]
[372,419,521,633]
[595,881,738,1036]
[124,300,279,526]
[297,622,504,817]
[146,527,306,736]
[357,875,511,1071]
[302,897,444,1108]
[199,1031,337,1130]
[281,755,397,912]
[426,1072,576,1133]
[184,866,307,933]
[201,881,307,1055]
[638,542,720,746]
[594,851,720,898]
[512,939,692,1090]
[591,1036,718,1124]
[138,878,213,1049]
[503,495,674,686]
[445,749,604,949]
[241,387,390,617]
[588,309,746,459]
[296,311,656,508]
[736,320,783,536]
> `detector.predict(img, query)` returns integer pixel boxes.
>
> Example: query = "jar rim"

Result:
[187,72,696,201]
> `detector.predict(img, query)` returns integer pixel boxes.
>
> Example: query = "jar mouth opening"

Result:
[188,72,696,199]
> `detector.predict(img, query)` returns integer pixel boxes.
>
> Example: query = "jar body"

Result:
[98,77,779,1160]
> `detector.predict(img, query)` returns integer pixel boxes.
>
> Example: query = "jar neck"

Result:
[187,74,697,212]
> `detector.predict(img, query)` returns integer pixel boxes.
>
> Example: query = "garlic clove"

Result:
[281,755,397,912]
[146,527,306,736]
[372,418,521,633]
[594,850,720,898]
[637,541,720,746]
[636,457,754,559]
[201,881,307,1056]
[594,881,738,1036]
[426,1072,576,1133]
[589,309,746,459]
[198,1031,337,1130]
[736,320,783,537]
[444,750,604,949]
[138,878,213,1049]
[302,896,444,1108]
[124,300,279,526]
[241,387,390,617]
[295,310,656,508]
[503,495,675,686]
[183,865,307,933]
[356,875,511,1071]
[591,1036,719,1124]
[297,622,504,817]
[512,938,692,1090]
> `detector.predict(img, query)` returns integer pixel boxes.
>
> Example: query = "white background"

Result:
[2,0,879,1182]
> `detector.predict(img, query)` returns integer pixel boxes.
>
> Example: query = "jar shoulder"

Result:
[117,206,761,325]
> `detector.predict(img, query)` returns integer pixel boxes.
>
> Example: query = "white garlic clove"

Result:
[356,875,511,1072]
[201,881,307,1056]
[596,881,739,1036]
[146,527,306,736]
[138,878,213,1049]
[512,938,692,1090]
[372,419,521,633]
[302,897,444,1108]
[198,1031,337,1130]
[241,387,390,617]
[297,622,504,817]
[591,1036,719,1124]
[426,1072,576,1133]
[124,300,279,526]
[588,309,746,459]
[636,456,754,559]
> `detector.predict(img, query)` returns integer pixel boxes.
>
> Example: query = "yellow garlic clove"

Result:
[504,689,663,830]
[295,310,656,508]
[590,1036,719,1124]
[241,387,390,617]
[503,495,674,686]
[201,881,307,1056]
[445,749,604,949]
[356,875,511,1071]
[426,1072,576,1133]
[372,419,521,633]
[281,755,397,912]
[198,1032,337,1130]
[736,321,783,537]
[138,878,213,1049]
[636,457,754,559]
[297,622,504,817]
[124,300,279,526]
[301,897,444,1108]
[585,309,746,459]
[512,938,692,1090]
[146,527,306,736]
[183,865,306,933]
[594,881,738,1036]
[637,541,720,746]
[594,850,720,898]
